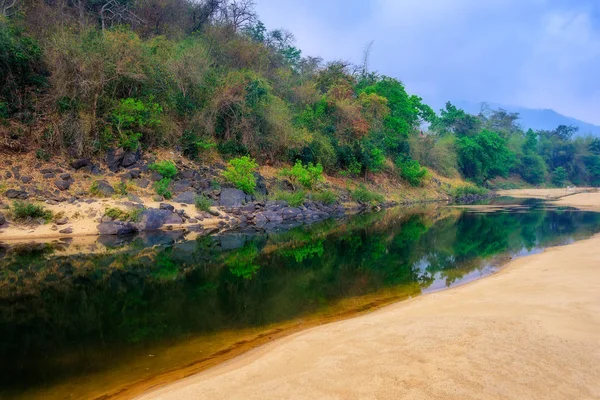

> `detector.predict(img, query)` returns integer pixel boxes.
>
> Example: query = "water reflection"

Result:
[1,205,600,399]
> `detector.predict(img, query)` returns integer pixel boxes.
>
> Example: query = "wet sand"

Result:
[137,190,600,400]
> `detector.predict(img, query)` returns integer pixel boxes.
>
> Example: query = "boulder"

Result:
[5,189,28,200]
[135,178,150,189]
[122,148,141,168]
[43,173,56,179]
[165,213,184,224]
[0,212,5,225]
[261,210,283,223]
[94,180,115,196]
[54,179,71,191]
[59,227,73,234]
[282,207,303,220]
[21,176,32,184]
[136,208,170,231]
[159,203,175,212]
[150,171,163,181]
[173,191,196,205]
[254,172,268,196]
[219,188,246,208]
[98,221,138,235]
[59,173,71,181]
[172,180,192,194]
[55,216,69,225]
[106,148,126,172]
[71,158,90,170]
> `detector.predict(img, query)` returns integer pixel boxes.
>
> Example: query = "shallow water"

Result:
[1,203,600,399]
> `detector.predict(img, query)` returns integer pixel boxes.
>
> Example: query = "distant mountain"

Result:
[452,101,600,137]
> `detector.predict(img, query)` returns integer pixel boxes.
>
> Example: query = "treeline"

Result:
[1,0,599,188]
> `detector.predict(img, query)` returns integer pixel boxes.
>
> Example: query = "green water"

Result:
[1,203,600,399]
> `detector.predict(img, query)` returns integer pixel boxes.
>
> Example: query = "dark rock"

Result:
[188,218,198,223]
[94,180,115,196]
[127,194,144,203]
[254,172,268,196]
[39,168,54,174]
[54,179,71,191]
[240,203,256,213]
[208,209,220,217]
[59,227,73,234]
[136,208,170,231]
[219,188,246,208]
[165,213,184,224]
[173,180,192,194]
[43,173,55,179]
[0,213,5,225]
[71,158,90,170]
[173,191,196,205]
[282,207,303,220]
[150,171,163,181]
[135,178,150,189]
[60,173,72,181]
[262,211,283,223]
[21,176,32,184]
[55,217,69,225]
[180,170,196,179]
[5,189,28,199]
[129,169,141,179]
[98,221,138,235]
[4,172,12,179]
[121,148,141,168]
[159,203,175,212]
[106,148,125,172]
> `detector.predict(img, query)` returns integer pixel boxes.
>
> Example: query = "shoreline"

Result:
[136,231,600,400]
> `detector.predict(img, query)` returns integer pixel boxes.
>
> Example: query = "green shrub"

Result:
[111,98,162,151]
[351,184,384,204]
[149,160,177,179]
[35,149,51,161]
[552,167,568,187]
[223,156,258,194]
[395,157,428,186]
[181,130,216,160]
[195,195,212,211]
[155,178,172,199]
[272,190,306,207]
[280,160,324,189]
[115,181,128,196]
[449,184,489,198]
[312,190,337,205]
[104,207,142,222]
[11,201,53,222]
[89,181,101,196]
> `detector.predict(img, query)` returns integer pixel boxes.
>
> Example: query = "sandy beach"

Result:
[137,192,600,400]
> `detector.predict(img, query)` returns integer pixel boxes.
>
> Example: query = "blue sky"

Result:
[256,0,600,124]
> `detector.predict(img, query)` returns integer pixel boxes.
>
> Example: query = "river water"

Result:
[1,200,599,399]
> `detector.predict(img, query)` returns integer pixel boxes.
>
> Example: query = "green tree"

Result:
[551,166,567,187]
[456,130,515,184]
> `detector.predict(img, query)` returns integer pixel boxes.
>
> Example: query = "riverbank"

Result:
[138,228,600,400]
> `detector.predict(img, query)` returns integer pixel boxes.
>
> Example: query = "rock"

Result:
[208,208,220,217]
[180,170,196,179]
[282,207,303,220]
[71,158,90,170]
[254,172,268,196]
[98,221,137,235]
[5,189,28,199]
[172,180,192,194]
[106,148,126,172]
[262,211,283,223]
[129,169,142,179]
[150,171,163,182]
[240,203,256,213]
[21,176,32,184]
[43,173,55,179]
[54,179,71,191]
[165,213,184,224]
[59,173,71,181]
[173,191,196,205]
[219,188,246,208]
[188,218,198,223]
[127,194,143,203]
[135,179,150,189]
[0,213,5,225]
[39,168,54,174]
[122,148,141,168]
[59,227,73,234]
[159,203,175,212]
[94,180,115,196]
[5,172,12,179]
[50,225,58,231]
[55,217,69,225]
[136,208,170,231]
[152,195,163,202]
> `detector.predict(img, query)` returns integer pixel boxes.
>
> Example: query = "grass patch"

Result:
[312,190,337,205]
[350,184,384,204]
[104,207,143,222]
[195,194,212,211]
[272,190,306,207]
[155,178,172,199]
[11,201,53,222]
[449,184,489,198]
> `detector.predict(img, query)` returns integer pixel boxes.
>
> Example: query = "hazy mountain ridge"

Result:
[454,101,600,137]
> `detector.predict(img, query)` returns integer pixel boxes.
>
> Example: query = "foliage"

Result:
[449,185,489,198]
[104,207,142,222]
[456,130,515,184]
[518,154,546,185]
[11,201,52,222]
[280,160,323,189]
[551,167,568,187]
[350,184,384,204]
[110,98,162,151]
[195,195,213,211]
[312,190,337,205]
[272,190,306,207]
[395,157,428,186]
[155,178,172,199]
[149,160,177,179]
[222,156,258,194]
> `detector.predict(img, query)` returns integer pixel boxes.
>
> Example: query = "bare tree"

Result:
[361,40,374,76]
[217,0,256,31]
[0,0,20,17]
[97,0,145,31]
[190,0,222,32]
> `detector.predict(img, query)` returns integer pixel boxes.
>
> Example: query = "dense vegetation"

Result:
[1,0,599,188]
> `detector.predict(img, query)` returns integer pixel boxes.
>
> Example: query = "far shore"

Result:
[136,189,600,400]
